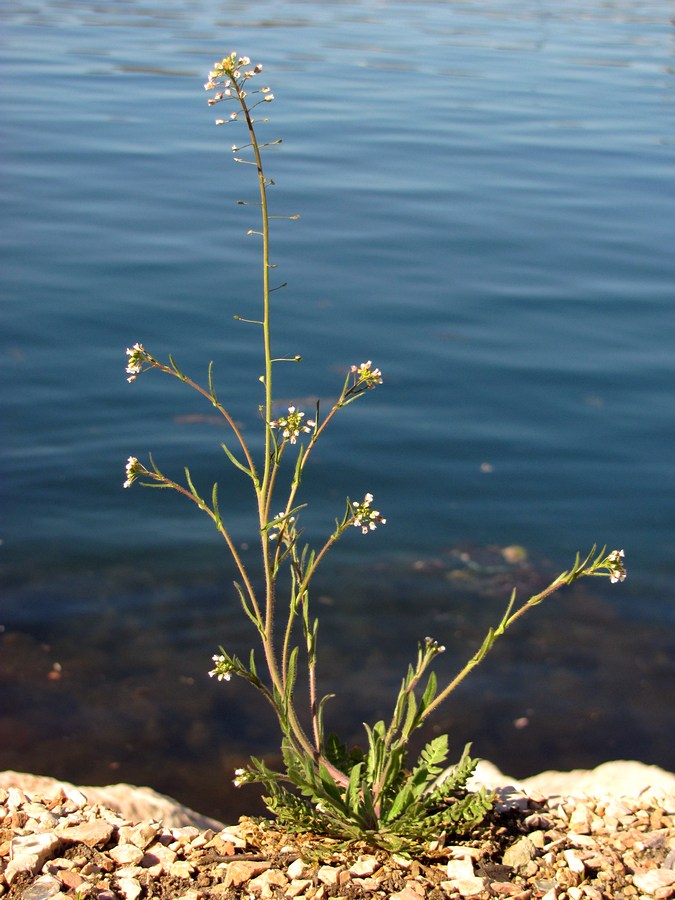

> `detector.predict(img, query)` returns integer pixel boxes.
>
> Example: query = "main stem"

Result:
[235,82,327,770]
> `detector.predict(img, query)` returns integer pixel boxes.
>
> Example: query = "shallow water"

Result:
[2,0,674,819]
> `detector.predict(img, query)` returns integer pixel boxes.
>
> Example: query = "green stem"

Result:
[420,573,568,724]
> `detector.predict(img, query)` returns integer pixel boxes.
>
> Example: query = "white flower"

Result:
[352,493,386,534]
[123,456,140,489]
[270,406,316,445]
[607,549,627,583]
[351,360,383,388]
[125,343,147,382]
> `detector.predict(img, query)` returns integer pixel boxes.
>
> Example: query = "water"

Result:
[2,0,674,821]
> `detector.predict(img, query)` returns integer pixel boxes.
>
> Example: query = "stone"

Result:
[57,869,86,890]
[287,857,307,880]
[170,860,195,879]
[317,864,342,885]
[568,803,594,834]
[563,849,586,874]
[5,833,61,884]
[447,857,476,880]
[443,876,487,897]
[17,874,62,900]
[120,821,161,849]
[248,867,289,897]
[223,859,270,887]
[140,840,176,874]
[633,868,675,894]
[0,772,224,831]
[502,836,537,870]
[349,854,380,877]
[56,819,114,848]
[390,887,426,900]
[109,843,145,866]
[116,876,143,900]
[287,878,312,897]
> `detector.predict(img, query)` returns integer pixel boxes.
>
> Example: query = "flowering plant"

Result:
[124,53,626,851]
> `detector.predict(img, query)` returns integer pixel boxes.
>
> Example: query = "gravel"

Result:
[1,762,673,900]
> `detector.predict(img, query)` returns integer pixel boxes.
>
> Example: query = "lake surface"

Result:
[2,0,674,821]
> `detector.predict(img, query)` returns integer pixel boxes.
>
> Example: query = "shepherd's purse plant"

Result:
[123,52,627,852]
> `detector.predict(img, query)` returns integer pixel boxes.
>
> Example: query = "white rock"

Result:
[286,857,307,879]
[116,875,143,900]
[6,832,62,884]
[140,839,176,875]
[317,864,342,885]
[390,887,426,900]
[444,876,486,897]
[109,843,145,866]
[170,859,195,879]
[632,868,675,894]
[350,854,380,876]
[0,771,224,830]
[563,849,586,874]
[447,857,475,880]
[248,868,289,898]
[468,760,675,803]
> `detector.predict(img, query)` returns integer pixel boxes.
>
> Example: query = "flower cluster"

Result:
[606,548,627,583]
[209,653,233,682]
[351,360,383,389]
[424,636,446,655]
[352,493,386,535]
[123,456,147,489]
[125,343,149,383]
[268,511,296,542]
[204,53,273,120]
[270,406,315,445]
[233,767,254,788]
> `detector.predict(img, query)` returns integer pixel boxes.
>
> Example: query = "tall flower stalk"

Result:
[123,53,626,851]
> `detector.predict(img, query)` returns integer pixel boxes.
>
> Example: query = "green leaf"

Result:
[346,762,363,812]
[222,442,255,479]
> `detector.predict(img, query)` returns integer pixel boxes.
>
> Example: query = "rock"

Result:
[6,833,62,884]
[317,864,343,885]
[469,760,675,803]
[633,868,675,894]
[169,859,194,879]
[140,840,176,875]
[287,878,312,897]
[109,843,144,866]
[116,875,143,900]
[390,887,426,900]
[248,867,289,898]
[447,857,476,880]
[350,854,380,876]
[443,876,487,897]
[563,848,586,874]
[286,857,307,879]
[522,761,675,802]
[18,874,63,899]
[56,819,114,848]
[502,836,537,870]
[0,771,223,830]
[119,821,161,849]
[223,859,270,887]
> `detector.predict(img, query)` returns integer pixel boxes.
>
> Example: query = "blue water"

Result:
[2,0,674,819]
